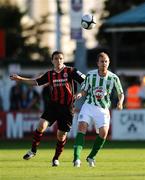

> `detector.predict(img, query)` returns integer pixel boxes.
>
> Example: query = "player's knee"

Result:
[78,121,88,133]
[37,126,45,133]
[57,131,67,141]
[57,136,65,141]
[37,123,46,133]
[37,119,48,132]
[99,130,108,139]
[99,126,109,139]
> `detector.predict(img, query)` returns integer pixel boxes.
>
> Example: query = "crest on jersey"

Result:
[95,89,104,99]
[94,87,106,99]
[63,72,68,78]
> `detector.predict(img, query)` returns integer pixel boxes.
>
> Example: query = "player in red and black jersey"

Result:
[36,63,83,106]
[10,51,85,166]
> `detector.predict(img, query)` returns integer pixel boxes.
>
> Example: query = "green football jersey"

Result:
[81,69,123,109]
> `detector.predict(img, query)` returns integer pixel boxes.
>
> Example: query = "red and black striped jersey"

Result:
[36,66,85,106]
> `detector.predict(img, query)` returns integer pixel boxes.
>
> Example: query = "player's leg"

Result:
[73,103,91,167]
[73,121,88,167]
[86,107,110,167]
[86,126,109,167]
[52,130,67,166]
[23,118,48,160]
[51,104,73,166]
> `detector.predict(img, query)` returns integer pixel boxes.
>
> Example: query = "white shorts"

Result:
[78,103,110,129]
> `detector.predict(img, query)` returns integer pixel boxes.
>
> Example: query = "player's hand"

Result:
[9,74,21,81]
[117,102,123,110]
[76,92,82,100]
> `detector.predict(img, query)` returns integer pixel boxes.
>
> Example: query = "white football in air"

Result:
[81,14,96,30]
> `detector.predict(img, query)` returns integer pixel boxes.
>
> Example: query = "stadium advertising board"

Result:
[0,112,56,139]
[112,109,145,140]
[0,29,5,58]
[0,112,96,139]
[0,111,6,138]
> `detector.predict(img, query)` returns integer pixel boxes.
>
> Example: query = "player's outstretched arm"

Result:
[10,74,37,86]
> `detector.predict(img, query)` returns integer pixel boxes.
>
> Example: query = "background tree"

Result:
[97,0,144,47]
[0,0,51,62]
[96,0,145,68]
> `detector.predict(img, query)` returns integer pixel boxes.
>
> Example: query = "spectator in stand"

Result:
[0,94,3,111]
[41,84,51,111]
[125,77,141,109]
[26,85,40,111]
[20,84,29,110]
[139,76,145,108]
[9,82,22,111]
[20,85,40,112]
[10,82,40,112]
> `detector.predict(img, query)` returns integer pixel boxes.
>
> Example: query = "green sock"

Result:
[87,135,106,159]
[73,132,85,161]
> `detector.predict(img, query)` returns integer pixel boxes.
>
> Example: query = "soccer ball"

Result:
[81,14,96,30]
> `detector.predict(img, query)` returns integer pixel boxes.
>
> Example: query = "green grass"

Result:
[0,140,145,180]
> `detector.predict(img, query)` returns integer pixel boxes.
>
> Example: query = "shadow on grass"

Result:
[0,139,145,149]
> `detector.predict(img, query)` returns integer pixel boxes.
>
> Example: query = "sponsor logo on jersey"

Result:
[53,78,68,87]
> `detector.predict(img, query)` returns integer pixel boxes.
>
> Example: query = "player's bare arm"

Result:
[10,74,37,86]
[117,93,124,110]
[76,90,87,100]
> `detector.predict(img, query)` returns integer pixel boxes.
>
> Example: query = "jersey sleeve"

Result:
[81,74,90,92]
[71,68,86,84]
[36,72,49,86]
[114,75,124,95]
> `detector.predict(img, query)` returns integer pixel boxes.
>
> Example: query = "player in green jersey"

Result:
[73,52,124,167]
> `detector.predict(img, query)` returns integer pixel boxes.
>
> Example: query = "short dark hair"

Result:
[51,51,64,60]
[97,52,109,61]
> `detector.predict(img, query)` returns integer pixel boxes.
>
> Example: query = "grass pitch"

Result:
[0,140,145,180]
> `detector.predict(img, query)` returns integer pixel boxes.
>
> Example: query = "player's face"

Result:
[52,53,64,69]
[97,55,110,70]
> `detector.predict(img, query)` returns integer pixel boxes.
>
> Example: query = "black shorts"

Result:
[41,102,73,132]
